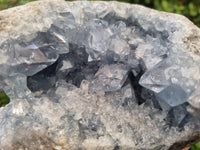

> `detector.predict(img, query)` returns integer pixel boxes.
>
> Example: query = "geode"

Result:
[0,0,200,149]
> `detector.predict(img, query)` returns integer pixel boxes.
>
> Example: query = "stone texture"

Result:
[0,0,200,149]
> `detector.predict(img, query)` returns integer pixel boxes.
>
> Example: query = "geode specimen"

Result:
[0,0,200,149]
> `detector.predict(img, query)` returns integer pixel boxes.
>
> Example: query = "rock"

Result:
[0,0,200,149]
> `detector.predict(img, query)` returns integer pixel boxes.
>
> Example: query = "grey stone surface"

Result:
[0,0,200,149]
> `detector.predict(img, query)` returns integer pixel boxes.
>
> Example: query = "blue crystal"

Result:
[158,84,188,107]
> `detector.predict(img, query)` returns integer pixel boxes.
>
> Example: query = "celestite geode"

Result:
[0,0,200,149]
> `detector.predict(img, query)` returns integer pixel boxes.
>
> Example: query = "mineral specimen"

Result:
[0,0,200,149]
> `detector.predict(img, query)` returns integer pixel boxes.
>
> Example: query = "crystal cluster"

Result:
[1,1,200,149]
[0,6,199,129]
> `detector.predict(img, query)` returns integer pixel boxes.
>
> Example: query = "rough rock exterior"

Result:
[0,0,200,149]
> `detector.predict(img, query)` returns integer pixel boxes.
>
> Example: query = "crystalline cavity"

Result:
[0,3,198,130]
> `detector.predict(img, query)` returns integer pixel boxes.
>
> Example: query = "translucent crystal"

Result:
[89,64,129,92]
[139,54,198,111]
[157,84,188,108]
[166,103,191,127]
